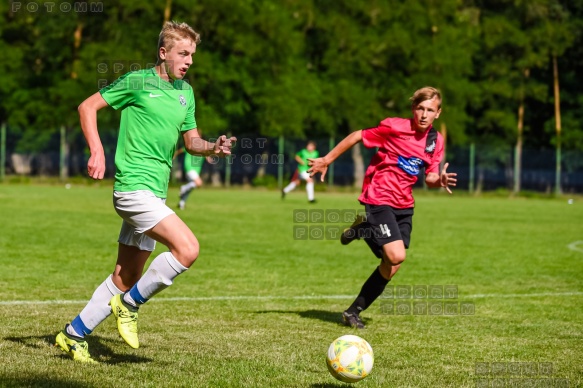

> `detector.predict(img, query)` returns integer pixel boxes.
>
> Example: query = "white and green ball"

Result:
[326,335,374,383]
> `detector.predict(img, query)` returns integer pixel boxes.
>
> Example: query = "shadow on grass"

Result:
[4,334,153,365]
[0,373,94,388]
[254,309,372,326]
[298,309,344,324]
[310,383,348,388]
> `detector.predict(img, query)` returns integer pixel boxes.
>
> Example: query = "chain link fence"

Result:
[1,126,581,193]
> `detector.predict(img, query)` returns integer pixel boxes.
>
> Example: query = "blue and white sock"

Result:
[67,275,122,338]
[123,252,188,308]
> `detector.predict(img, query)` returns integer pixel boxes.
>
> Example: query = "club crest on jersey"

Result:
[425,140,436,153]
[397,155,423,176]
[179,95,186,106]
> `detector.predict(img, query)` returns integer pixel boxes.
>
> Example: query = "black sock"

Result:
[346,267,389,315]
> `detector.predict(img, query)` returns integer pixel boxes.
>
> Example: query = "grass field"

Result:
[0,184,581,387]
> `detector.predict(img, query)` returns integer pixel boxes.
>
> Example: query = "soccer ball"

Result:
[326,335,374,383]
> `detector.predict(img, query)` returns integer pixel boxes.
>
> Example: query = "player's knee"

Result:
[383,251,406,266]
[174,240,199,267]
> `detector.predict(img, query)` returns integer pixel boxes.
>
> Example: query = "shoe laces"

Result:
[117,308,138,332]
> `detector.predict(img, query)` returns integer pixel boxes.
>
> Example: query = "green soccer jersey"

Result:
[100,68,197,198]
[184,153,204,174]
[296,148,319,173]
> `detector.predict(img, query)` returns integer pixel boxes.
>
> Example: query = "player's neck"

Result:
[412,121,432,133]
[154,64,172,83]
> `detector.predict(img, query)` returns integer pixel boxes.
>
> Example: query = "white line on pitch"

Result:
[567,240,583,253]
[466,291,583,298]
[0,291,581,306]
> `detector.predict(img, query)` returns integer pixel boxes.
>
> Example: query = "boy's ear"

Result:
[159,47,167,60]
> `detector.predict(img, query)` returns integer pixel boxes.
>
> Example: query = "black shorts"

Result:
[357,203,414,259]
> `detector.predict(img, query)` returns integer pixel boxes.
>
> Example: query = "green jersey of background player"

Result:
[282,140,319,203]
[54,21,236,363]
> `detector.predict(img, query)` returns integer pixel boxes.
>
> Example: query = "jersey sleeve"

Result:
[361,118,392,149]
[99,72,137,110]
[425,133,445,174]
[181,88,197,132]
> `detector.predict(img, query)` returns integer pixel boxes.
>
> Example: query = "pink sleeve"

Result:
[361,118,392,149]
[425,133,444,174]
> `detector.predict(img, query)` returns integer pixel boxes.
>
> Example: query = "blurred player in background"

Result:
[282,140,319,203]
[54,21,235,362]
[308,87,457,329]
[175,148,208,210]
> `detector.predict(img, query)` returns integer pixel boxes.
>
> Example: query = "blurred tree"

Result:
[0,0,581,188]
[173,0,317,138]
[470,0,575,193]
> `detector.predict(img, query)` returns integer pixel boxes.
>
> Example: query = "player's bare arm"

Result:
[308,130,362,182]
[173,147,186,159]
[295,155,305,165]
[425,162,457,194]
[183,129,237,157]
[78,92,109,180]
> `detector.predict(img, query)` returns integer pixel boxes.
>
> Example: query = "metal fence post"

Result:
[278,135,284,189]
[469,143,475,194]
[328,136,334,187]
[0,123,5,182]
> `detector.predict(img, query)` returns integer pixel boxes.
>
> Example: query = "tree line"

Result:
[0,0,582,191]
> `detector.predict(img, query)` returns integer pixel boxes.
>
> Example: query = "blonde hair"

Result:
[410,87,442,109]
[157,21,201,61]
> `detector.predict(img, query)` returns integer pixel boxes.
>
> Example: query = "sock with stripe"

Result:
[67,274,123,337]
[123,252,188,308]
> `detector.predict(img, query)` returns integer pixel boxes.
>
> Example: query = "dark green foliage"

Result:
[0,0,581,152]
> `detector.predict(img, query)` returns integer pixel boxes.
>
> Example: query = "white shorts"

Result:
[186,170,200,182]
[113,190,175,251]
[299,171,310,181]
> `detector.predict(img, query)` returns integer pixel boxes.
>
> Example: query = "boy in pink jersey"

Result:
[308,87,457,328]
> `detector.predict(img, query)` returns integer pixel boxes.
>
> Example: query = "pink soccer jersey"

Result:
[358,117,444,208]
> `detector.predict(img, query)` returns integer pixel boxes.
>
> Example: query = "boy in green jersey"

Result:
[282,140,319,203]
[55,21,235,363]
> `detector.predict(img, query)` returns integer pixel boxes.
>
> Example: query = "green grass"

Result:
[0,184,582,387]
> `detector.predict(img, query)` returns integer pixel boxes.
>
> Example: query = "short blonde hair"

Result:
[410,87,442,109]
[157,21,201,60]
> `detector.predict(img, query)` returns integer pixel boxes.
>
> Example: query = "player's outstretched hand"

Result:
[213,135,237,157]
[87,151,105,180]
[308,157,328,182]
[440,162,457,194]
